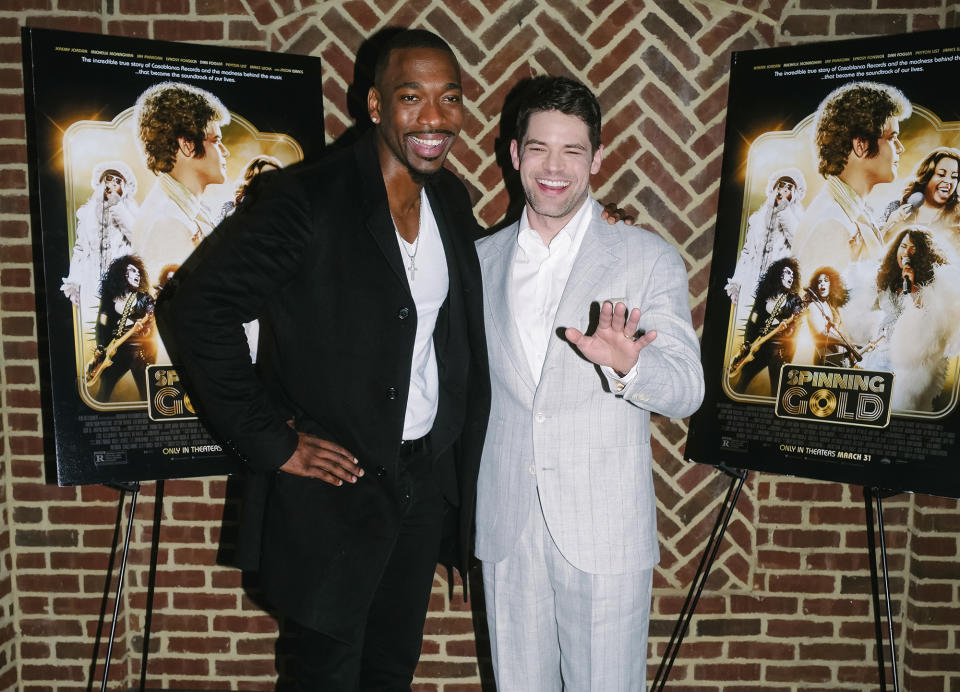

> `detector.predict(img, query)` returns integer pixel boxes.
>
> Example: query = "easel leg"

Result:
[877,493,900,691]
[651,465,748,691]
[864,487,900,692]
[98,481,140,692]
[87,485,129,692]
[139,479,164,692]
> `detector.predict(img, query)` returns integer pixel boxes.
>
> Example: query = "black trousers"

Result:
[734,342,794,397]
[288,445,449,691]
[95,343,154,401]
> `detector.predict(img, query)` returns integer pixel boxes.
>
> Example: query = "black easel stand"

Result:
[651,463,748,692]
[863,486,900,692]
[89,480,165,692]
[651,468,901,691]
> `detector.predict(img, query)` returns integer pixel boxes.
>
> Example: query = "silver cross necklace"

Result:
[395,197,422,281]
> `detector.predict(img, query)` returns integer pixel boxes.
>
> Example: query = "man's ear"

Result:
[177,137,196,159]
[510,139,520,171]
[590,144,604,175]
[851,137,869,159]
[368,86,382,124]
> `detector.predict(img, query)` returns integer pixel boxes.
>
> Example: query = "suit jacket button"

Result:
[386,386,399,400]
[376,465,387,479]
[398,307,410,319]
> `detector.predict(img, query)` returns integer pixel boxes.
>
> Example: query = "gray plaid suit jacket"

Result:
[474,199,704,575]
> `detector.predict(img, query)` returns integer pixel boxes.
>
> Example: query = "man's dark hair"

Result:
[100,254,149,299]
[373,29,459,88]
[877,227,945,294]
[804,266,848,307]
[514,76,602,153]
[814,81,910,178]
[134,82,229,174]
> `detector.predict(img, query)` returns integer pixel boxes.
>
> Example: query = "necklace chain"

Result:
[395,197,423,281]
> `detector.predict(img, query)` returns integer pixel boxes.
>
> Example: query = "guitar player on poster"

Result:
[731,256,804,396]
[87,254,156,402]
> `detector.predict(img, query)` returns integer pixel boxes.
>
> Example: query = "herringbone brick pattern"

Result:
[2,1,960,690]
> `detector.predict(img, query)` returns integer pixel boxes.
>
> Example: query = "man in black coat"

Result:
[156,29,490,691]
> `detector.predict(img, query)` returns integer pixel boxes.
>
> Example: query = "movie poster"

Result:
[686,28,960,498]
[23,28,325,485]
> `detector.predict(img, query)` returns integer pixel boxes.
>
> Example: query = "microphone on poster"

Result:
[907,191,924,211]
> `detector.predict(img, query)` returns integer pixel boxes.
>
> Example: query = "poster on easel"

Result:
[23,28,325,486]
[686,27,960,498]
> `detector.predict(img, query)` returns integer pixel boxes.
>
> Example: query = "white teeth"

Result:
[410,136,444,148]
[537,179,569,189]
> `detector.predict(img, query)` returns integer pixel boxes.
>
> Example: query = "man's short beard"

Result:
[408,165,439,186]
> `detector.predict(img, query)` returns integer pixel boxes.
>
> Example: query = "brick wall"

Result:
[2,1,960,690]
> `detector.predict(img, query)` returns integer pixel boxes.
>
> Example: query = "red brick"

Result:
[20,618,83,637]
[213,615,278,634]
[143,657,209,676]
[172,592,238,610]
[171,501,224,521]
[773,481,844,502]
[215,658,276,676]
[235,636,275,655]
[119,0,189,12]
[16,596,50,615]
[154,19,223,41]
[693,662,762,681]
[765,664,832,682]
[52,596,104,615]
[767,619,834,638]
[21,664,85,681]
[771,529,841,549]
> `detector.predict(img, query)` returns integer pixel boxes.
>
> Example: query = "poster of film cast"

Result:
[687,28,960,497]
[23,28,324,485]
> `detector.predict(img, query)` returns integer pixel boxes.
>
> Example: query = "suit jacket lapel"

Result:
[483,226,537,394]
[355,134,412,294]
[546,203,621,367]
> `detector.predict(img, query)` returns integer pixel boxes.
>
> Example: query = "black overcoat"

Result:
[156,132,490,643]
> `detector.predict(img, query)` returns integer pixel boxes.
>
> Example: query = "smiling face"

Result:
[510,109,602,236]
[924,155,959,207]
[368,47,463,182]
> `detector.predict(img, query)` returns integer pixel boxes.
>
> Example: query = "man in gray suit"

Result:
[475,76,704,690]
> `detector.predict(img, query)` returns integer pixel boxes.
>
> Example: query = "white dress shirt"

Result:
[511,198,637,386]
[511,199,593,384]
[396,189,448,439]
